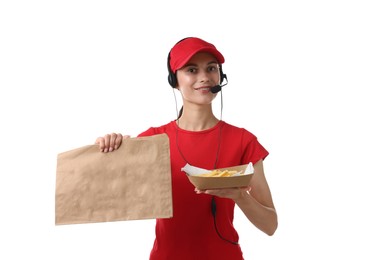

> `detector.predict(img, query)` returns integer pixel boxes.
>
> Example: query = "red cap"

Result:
[169,37,225,73]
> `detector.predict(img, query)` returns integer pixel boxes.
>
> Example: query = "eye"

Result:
[207,65,219,72]
[187,67,197,73]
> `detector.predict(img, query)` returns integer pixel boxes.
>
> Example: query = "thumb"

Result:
[94,137,102,144]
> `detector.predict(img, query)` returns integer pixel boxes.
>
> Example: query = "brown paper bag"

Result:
[55,133,172,225]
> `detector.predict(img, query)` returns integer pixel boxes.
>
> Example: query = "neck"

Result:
[177,105,219,131]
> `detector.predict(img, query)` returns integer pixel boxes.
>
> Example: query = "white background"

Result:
[1,0,389,259]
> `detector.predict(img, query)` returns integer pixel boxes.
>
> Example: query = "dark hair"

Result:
[178,106,183,119]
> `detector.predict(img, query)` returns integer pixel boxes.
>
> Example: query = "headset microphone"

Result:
[210,73,228,94]
[210,85,221,94]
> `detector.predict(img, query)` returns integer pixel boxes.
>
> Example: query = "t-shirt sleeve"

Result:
[137,127,157,137]
[240,129,269,164]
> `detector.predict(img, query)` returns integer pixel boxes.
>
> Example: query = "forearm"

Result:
[234,190,278,236]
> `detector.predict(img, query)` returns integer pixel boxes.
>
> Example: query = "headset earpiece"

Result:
[168,72,177,88]
[218,65,226,85]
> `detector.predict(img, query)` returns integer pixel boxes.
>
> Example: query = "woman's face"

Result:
[176,52,220,106]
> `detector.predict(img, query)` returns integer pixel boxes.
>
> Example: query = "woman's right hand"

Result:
[95,133,130,153]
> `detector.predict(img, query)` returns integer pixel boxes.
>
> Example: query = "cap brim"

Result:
[175,47,225,71]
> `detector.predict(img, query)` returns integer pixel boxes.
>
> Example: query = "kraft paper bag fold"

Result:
[55,133,172,225]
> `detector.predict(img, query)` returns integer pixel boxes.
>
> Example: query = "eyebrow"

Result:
[182,61,218,68]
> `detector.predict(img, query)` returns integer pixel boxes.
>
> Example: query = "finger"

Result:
[123,135,131,139]
[108,133,118,152]
[244,186,251,192]
[95,137,105,152]
[114,133,123,150]
[194,188,205,194]
[103,134,111,153]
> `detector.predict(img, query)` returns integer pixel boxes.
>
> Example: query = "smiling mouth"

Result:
[195,87,211,91]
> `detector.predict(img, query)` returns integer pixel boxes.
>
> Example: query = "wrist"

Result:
[234,188,251,204]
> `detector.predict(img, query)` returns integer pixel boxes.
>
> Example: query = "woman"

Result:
[95,37,277,260]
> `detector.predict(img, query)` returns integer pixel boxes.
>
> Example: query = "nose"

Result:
[198,69,211,83]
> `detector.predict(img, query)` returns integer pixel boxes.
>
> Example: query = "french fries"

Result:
[198,169,242,177]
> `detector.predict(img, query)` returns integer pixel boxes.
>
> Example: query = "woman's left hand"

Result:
[195,186,251,201]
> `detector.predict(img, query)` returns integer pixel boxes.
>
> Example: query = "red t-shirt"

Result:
[138,120,268,260]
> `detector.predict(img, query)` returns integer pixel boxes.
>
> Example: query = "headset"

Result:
[169,38,237,245]
[167,38,227,91]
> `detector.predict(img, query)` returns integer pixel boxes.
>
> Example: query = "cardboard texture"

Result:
[183,163,254,190]
[55,134,172,225]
